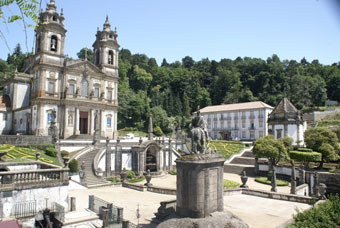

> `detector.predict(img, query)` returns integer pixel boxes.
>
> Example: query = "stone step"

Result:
[230,157,255,165]
[242,151,255,158]
[224,164,256,176]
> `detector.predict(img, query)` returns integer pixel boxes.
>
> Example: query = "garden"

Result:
[0,144,62,166]
[208,140,248,159]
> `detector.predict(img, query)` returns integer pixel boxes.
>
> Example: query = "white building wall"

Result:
[13,109,31,133]
[287,124,298,142]
[15,83,30,109]
[0,185,68,218]
[0,111,12,134]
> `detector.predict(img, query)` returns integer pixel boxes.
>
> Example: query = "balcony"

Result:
[0,167,69,192]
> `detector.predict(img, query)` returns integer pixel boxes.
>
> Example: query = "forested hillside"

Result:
[1,45,340,133]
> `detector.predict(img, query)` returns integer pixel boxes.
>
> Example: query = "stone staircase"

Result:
[77,147,111,188]
[224,149,257,176]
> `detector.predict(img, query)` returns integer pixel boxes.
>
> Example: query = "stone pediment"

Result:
[66,60,103,75]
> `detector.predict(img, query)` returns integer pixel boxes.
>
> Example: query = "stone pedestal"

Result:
[176,156,225,218]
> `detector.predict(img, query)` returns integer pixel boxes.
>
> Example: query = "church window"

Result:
[107,117,111,127]
[69,83,75,95]
[276,129,282,139]
[108,50,114,65]
[48,113,52,123]
[81,78,89,97]
[48,81,55,94]
[107,89,112,101]
[50,35,58,52]
[52,15,57,21]
[37,36,41,52]
[94,87,99,98]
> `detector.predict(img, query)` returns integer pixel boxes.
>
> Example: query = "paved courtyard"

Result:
[69,173,311,228]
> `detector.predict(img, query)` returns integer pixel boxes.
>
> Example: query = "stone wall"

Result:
[0,135,52,145]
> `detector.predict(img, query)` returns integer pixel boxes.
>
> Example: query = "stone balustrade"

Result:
[0,168,69,191]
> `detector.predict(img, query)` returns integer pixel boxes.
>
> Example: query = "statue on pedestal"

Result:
[190,108,209,155]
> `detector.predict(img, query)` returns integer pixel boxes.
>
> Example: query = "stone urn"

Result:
[63,156,70,168]
[35,152,41,161]
[120,168,128,182]
[318,183,327,200]
[145,169,152,187]
[240,171,248,188]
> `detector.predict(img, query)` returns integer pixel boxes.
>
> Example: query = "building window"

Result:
[48,113,52,123]
[242,119,246,128]
[50,35,57,52]
[107,117,111,127]
[259,119,263,128]
[95,50,100,65]
[107,89,112,101]
[69,84,75,95]
[20,118,23,124]
[48,81,55,93]
[250,131,255,139]
[81,78,89,97]
[276,129,282,139]
[94,87,99,98]
[108,50,114,65]
[259,131,264,138]
[3,113,7,121]
[242,131,246,139]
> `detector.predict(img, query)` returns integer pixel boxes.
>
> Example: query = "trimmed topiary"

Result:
[290,151,322,162]
[68,159,79,173]
[126,170,136,179]
[61,150,69,158]
[45,147,58,157]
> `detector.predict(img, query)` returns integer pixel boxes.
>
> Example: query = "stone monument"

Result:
[158,109,249,228]
[48,109,59,144]
[176,109,224,218]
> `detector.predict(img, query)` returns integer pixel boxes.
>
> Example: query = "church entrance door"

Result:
[79,111,88,134]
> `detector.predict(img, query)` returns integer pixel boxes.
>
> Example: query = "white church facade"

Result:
[0,0,119,139]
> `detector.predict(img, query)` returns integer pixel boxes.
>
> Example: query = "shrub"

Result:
[244,143,250,147]
[45,147,58,157]
[168,170,176,175]
[290,151,322,162]
[288,195,340,228]
[128,176,145,183]
[153,126,163,136]
[68,159,79,173]
[126,170,136,179]
[61,150,69,158]
[297,148,313,152]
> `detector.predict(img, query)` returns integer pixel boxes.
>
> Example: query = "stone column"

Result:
[100,109,105,136]
[63,106,68,138]
[176,157,225,218]
[290,161,296,194]
[75,108,80,135]
[115,138,122,175]
[168,139,173,170]
[105,138,111,177]
[89,109,93,135]
[163,148,167,171]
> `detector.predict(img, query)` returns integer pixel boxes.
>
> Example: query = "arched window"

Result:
[81,78,89,97]
[50,35,58,52]
[108,50,114,65]
[68,114,73,126]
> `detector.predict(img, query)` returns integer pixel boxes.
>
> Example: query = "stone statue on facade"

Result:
[190,108,209,154]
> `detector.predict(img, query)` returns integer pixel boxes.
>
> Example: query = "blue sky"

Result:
[1,0,340,65]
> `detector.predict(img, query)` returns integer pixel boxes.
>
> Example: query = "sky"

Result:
[1,0,340,65]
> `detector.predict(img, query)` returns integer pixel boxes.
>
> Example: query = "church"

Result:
[0,0,119,139]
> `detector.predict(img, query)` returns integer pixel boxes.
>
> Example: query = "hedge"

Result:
[45,147,58,157]
[68,159,79,173]
[255,177,289,186]
[290,151,322,162]
[297,148,313,152]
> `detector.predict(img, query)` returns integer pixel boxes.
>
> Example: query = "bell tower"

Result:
[92,16,119,77]
[35,0,66,58]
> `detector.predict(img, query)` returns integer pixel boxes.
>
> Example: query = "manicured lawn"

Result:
[208,140,247,159]
[224,179,241,189]
[255,177,289,186]
[0,144,62,166]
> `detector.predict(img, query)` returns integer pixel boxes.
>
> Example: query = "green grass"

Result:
[255,177,289,186]
[208,140,247,159]
[318,120,340,127]
[168,170,176,175]
[106,176,121,183]
[128,176,145,183]
[0,144,62,166]
[223,179,241,189]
